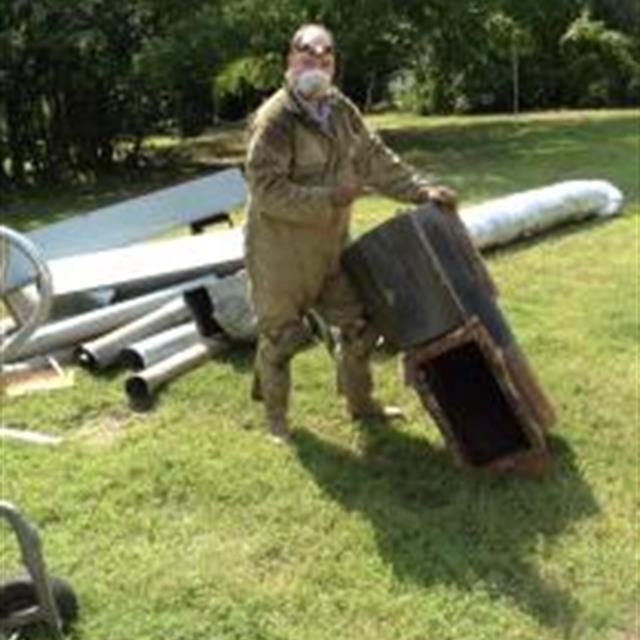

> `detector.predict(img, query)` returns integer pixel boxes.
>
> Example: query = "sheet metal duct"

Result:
[120,323,201,371]
[5,286,117,327]
[75,281,217,370]
[125,338,228,410]
[184,270,257,342]
[6,276,218,363]
[5,168,246,292]
[460,179,623,250]
[42,228,244,302]
[343,203,555,475]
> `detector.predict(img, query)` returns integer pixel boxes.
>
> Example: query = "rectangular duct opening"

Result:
[421,341,530,466]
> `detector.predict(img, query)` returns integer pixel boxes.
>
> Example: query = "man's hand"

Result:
[331,184,362,208]
[416,185,459,212]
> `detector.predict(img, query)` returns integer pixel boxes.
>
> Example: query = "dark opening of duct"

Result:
[184,288,223,337]
[421,342,530,466]
[119,348,145,371]
[125,376,153,411]
[74,347,97,370]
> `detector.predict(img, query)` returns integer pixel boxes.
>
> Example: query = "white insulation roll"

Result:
[460,180,624,250]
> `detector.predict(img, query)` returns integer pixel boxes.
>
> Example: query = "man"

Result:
[245,23,457,440]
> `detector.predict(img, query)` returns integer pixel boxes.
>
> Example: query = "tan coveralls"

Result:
[245,86,429,423]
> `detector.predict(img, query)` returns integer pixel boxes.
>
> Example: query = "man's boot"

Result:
[267,413,291,443]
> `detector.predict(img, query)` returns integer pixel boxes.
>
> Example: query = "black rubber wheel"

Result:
[0,574,78,631]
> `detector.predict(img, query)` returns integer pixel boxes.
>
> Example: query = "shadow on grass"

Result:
[215,342,256,374]
[293,428,598,633]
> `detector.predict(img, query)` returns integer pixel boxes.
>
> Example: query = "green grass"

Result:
[1,110,639,640]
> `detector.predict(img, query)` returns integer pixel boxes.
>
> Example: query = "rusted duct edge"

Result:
[125,338,228,410]
[120,322,202,371]
[5,275,219,363]
[460,179,624,251]
[74,277,216,371]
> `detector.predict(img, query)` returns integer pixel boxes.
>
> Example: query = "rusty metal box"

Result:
[403,318,552,474]
[342,204,555,473]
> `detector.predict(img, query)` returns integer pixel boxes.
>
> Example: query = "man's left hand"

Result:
[415,185,459,212]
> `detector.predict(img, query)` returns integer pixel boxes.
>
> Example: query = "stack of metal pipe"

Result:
[1,168,255,408]
[2,268,257,409]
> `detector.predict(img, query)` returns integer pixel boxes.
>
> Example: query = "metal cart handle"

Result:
[0,226,54,362]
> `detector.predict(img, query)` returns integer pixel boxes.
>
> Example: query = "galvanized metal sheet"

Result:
[44,228,244,298]
[4,168,246,291]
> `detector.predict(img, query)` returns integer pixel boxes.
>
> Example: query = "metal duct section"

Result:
[460,179,624,250]
[45,228,244,300]
[6,275,220,362]
[120,323,202,371]
[184,270,257,342]
[75,290,211,371]
[125,338,228,410]
[5,168,246,292]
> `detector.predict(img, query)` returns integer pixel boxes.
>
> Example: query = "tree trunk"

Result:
[6,83,26,186]
[364,71,376,114]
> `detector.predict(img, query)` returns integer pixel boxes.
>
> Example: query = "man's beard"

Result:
[292,69,332,99]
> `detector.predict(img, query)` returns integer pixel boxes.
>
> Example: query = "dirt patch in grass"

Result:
[71,410,143,449]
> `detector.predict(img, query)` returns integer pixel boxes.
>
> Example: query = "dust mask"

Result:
[295,69,332,99]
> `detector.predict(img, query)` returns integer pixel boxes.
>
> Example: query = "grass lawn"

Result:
[1,109,638,640]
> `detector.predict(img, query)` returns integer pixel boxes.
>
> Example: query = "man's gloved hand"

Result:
[331,184,362,208]
[415,185,459,212]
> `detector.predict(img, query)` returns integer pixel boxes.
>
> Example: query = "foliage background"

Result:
[1,0,638,187]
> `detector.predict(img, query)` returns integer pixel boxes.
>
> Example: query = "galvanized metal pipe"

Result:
[120,323,202,371]
[5,276,219,363]
[75,294,201,371]
[125,337,227,410]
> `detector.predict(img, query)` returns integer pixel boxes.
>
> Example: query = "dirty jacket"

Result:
[245,86,429,330]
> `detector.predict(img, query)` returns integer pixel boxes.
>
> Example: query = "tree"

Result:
[561,8,640,107]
